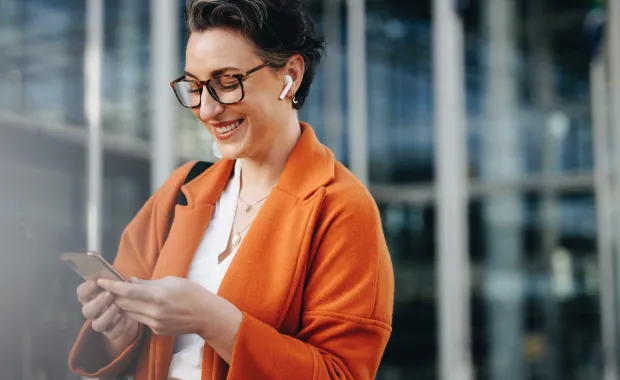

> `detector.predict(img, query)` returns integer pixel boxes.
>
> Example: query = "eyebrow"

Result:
[184,66,241,80]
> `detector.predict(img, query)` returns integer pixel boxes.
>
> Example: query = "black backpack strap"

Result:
[164,161,213,244]
[176,161,214,206]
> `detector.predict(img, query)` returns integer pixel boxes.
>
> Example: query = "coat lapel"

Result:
[214,123,334,326]
[149,159,235,380]
[217,185,326,325]
[209,123,335,379]
[152,158,235,280]
[210,185,326,379]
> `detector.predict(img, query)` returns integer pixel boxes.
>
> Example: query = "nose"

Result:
[198,85,224,121]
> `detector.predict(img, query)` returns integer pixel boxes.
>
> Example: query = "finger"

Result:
[97,279,156,302]
[82,291,114,320]
[124,311,154,325]
[77,280,101,304]
[91,304,120,333]
[104,313,129,341]
[125,312,161,334]
[113,297,155,315]
[110,311,123,326]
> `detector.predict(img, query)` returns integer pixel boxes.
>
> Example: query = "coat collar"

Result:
[183,122,335,205]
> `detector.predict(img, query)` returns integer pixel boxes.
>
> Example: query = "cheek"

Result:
[246,79,281,111]
[233,99,265,124]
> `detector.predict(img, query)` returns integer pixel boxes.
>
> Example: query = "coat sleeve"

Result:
[67,162,196,378]
[226,189,395,380]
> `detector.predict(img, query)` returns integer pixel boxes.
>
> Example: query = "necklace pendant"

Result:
[232,233,242,247]
[245,204,252,214]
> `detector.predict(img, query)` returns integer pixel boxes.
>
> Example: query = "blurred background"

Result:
[0,0,617,379]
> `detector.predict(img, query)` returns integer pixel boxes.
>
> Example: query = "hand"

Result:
[77,280,139,342]
[98,276,243,364]
[97,276,219,337]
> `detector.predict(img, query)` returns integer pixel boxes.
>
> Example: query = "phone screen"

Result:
[61,252,127,282]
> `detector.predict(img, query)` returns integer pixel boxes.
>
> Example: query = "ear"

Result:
[282,55,305,97]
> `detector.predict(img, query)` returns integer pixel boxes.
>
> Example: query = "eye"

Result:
[187,81,202,92]
[213,75,240,91]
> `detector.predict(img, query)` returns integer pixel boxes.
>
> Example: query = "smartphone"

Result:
[61,251,127,282]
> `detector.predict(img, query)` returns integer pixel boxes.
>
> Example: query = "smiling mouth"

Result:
[213,119,244,135]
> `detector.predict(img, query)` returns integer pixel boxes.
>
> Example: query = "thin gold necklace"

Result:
[233,188,272,245]
[232,217,254,247]
[238,194,269,214]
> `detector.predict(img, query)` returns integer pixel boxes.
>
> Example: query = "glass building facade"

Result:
[0,0,615,379]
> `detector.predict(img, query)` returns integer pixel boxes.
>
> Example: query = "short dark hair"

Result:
[185,0,325,110]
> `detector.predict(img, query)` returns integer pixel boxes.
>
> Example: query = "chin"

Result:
[217,144,245,160]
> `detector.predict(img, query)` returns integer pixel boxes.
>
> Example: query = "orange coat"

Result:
[68,123,394,380]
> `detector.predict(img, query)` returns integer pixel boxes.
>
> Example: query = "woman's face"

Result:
[185,28,299,160]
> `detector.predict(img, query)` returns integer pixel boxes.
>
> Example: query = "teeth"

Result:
[214,120,242,134]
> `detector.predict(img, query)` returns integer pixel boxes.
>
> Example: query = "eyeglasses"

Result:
[170,62,269,108]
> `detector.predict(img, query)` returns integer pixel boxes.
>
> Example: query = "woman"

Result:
[68,1,394,379]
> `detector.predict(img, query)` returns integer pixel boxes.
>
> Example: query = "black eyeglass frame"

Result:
[170,62,270,108]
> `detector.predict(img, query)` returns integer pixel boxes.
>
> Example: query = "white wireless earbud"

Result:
[279,75,293,100]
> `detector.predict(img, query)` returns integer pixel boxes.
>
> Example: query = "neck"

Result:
[239,116,302,199]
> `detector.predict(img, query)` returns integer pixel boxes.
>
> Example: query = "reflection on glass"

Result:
[103,0,150,139]
[366,1,433,184]
[470,192,600,380]
[299,1,335,157]
[377,202,437,380]
[102,153,151,258]
[0,0,86,125]
[465,0,593,179]
[464,2,599,377]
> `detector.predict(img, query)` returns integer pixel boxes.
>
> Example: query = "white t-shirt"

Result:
[168,160,241,380]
